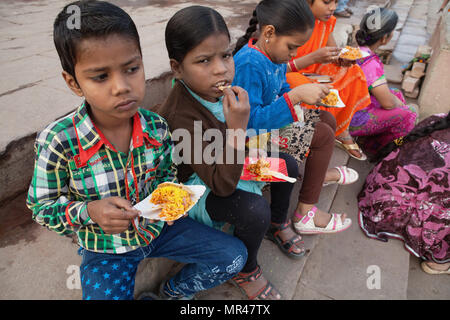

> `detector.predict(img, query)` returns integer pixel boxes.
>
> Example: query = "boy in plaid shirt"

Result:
[26,0,246,300]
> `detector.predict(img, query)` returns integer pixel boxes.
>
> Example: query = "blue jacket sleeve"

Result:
[233,62,295,131]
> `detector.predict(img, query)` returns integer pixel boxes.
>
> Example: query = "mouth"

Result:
[213,80,231,92]
[115,99,137,111]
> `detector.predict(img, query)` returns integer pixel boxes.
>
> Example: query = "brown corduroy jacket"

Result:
[151,81,244,197]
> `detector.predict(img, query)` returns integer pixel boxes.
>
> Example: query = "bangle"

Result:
[289,59,298,72]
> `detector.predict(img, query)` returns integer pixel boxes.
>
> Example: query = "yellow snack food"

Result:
[150,184,193,220]
[340,46,362,60]
[321,91,339,106]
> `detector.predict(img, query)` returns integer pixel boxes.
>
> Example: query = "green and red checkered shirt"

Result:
[26,102,177,253]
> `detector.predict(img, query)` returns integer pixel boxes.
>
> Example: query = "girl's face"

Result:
[171,33,234,102]
[265,29,313,64]
[309,0,338,21]
[64,34,145,125]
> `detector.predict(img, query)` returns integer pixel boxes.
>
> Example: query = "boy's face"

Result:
[63,34,145,125]
[171,33,234,103]
[309,0,338,21]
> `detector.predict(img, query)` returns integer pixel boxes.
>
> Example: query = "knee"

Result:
[221,237,248,275]
[313,122,335,146]
[320,110,337,132]
[249,197,271,224]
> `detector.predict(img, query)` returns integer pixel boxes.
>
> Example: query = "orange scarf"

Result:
[286,16,371,136]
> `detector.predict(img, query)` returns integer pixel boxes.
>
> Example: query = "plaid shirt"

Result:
[26,103,176,254]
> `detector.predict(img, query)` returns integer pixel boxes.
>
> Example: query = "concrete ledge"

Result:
[418,3,450,119]
[0,74,174,205]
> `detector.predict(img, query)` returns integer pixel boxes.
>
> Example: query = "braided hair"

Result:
[233,0,314,55]
[371,112,450,163]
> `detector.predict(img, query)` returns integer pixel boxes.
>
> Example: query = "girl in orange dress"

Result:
[286,0,371,160]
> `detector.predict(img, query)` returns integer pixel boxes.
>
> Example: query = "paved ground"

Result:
[0,0,449,301]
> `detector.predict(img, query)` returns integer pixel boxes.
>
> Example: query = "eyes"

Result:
[196,52,232,64]
[90,65,141,83]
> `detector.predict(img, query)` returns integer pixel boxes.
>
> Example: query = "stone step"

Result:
[392,0,434,63]
[294,157,411,300]
[197,147,351,300]
[0,146,349,300]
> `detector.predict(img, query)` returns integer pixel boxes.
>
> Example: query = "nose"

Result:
[212,58,228,75]
[111,73,131,96]
[330,1,337,11]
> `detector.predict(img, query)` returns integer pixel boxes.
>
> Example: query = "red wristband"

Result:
[289,60,298,72]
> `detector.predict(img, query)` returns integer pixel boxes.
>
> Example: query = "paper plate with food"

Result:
[317,89,345,108]
[339,46,370,61]
[241,157,296,183]
[134,182,206,221]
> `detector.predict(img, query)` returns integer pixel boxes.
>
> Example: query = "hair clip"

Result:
[394,137,404,146]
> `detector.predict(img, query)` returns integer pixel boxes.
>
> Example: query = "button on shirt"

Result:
[27,103,176,254]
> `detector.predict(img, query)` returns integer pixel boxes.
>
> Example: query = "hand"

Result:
[312,47,341,64]
[288,83,331,105]
[336,57,357,67]
[87,197,140,234]
[222,86,250,131]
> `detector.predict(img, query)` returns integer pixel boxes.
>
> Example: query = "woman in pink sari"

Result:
[358,112,450,274]
[349,8,417,157]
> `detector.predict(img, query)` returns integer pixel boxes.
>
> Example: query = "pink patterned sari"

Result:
[358,114,450,263]
[349,47,417,155]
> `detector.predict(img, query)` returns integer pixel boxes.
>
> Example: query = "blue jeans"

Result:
[336,0,349,13]
[79,217,247,300]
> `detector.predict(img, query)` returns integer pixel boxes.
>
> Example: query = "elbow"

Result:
[381,99,396,110]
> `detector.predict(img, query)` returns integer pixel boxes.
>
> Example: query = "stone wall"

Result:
[418,3,450,119]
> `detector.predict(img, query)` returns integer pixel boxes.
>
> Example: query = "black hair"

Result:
[53,0,142,79]
[355,7,398,47]
[233,0,315,55]
[371,112,450,163]
[165,6,230,63]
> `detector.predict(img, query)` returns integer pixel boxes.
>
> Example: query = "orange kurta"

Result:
[286,16,371,136]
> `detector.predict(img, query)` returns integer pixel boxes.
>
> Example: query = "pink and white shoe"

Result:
[323,166,359,187]
[293,206,352,235]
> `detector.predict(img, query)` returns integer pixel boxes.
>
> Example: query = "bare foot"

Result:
[425,261,450,271]
[337,133,363,159]
[270,222,306,256]
[323,167,341,184]
[233,269,281,300]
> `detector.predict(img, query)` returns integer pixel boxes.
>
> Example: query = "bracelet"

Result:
[289,59,298,72]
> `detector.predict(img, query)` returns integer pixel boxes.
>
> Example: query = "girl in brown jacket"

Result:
[154,6,304,300]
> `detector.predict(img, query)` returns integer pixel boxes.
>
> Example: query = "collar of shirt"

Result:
[72,102,162,167]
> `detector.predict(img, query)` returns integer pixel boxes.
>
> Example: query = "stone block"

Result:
[402,75,421,92]
[405,87,420,99]
[415,45,433,59]
[410,62,427,78]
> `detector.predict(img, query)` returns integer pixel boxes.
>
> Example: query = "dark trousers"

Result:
[206,152,298,273]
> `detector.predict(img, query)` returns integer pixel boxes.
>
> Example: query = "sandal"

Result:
[230,265,281,300]
[293,206,352,234]
[421,262,450,275]
[265,220,306,259]
[323,166,359,187]
[335,139,367,161]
